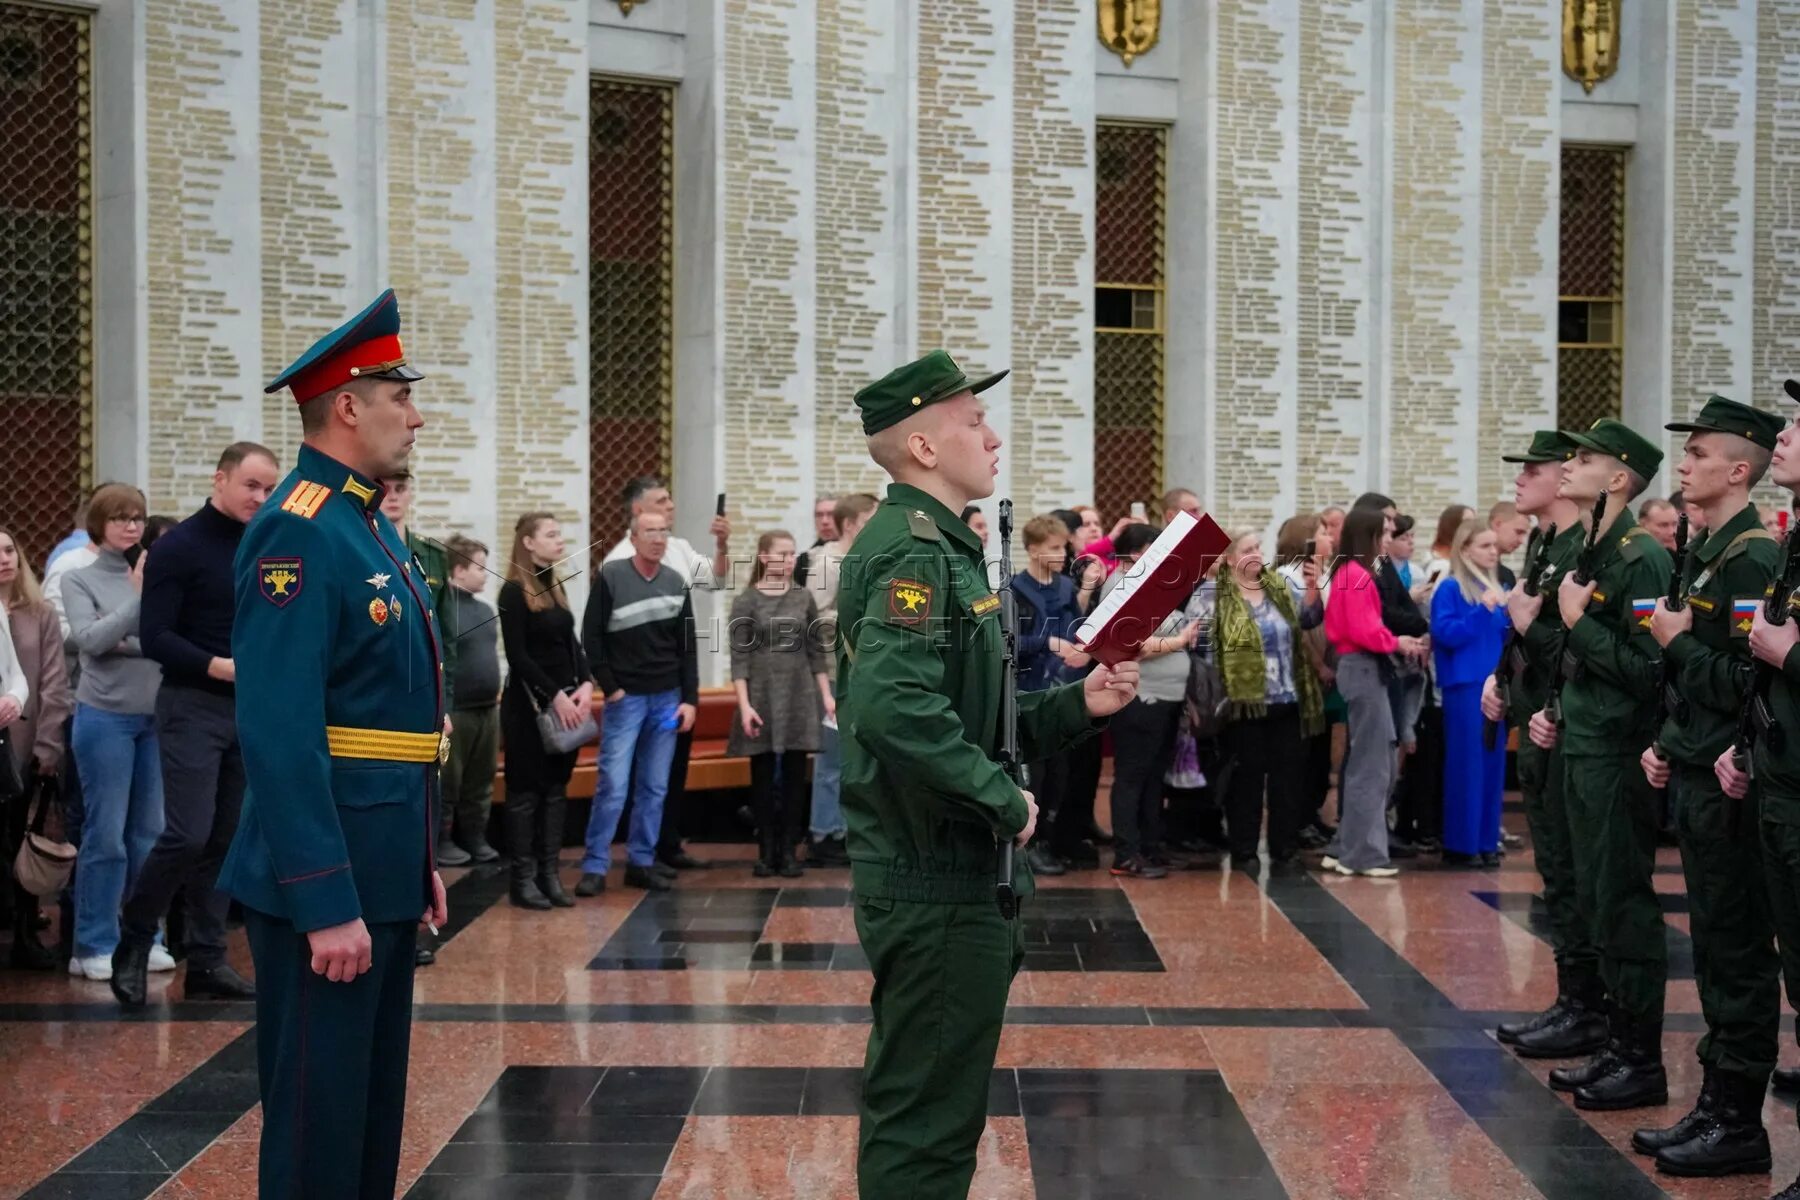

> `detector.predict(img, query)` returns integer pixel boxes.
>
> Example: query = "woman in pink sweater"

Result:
[1323,507,1428,876]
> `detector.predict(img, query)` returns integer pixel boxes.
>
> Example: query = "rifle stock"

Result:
[1650,513,1691,761]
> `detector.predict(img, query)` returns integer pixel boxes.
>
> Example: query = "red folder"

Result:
[1075,511,1231,666]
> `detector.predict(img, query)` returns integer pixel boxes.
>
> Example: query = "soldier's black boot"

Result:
[109,936,152,1008]
[1575,1020,1668,1111]
[1515,980,1609,1060]
[1772,1067,1800,1095]
[753,829,777,878]
[506,791,551,910]
[1654,1069,1772,1177]
[1498,962,1569,1045]
[536,789,575,907]
[1632,1063,1716,1155]
[1550,1011,1620,1093]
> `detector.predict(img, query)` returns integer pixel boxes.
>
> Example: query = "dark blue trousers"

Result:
[244,909,416,1199]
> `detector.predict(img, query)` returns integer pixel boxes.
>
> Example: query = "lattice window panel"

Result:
[1094,122,1166,525]
[1557,144,1625,430]
[0,1,92,572]
[590,77,673,548]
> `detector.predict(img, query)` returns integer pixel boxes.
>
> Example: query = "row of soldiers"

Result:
[1483,393,1800,1196]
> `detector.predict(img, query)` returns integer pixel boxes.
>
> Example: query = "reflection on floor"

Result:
[4,831,1798,1199]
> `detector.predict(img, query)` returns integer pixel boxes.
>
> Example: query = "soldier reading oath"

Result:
[836,350,1140,1198]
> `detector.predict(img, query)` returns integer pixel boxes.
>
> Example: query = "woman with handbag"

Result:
[1189,529,1325,873]
[0,529,73,968]
[729,531,831,877]
[498,513,594,910]
[1323,508,1429,877]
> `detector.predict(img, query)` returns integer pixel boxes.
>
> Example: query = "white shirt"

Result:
[0,602,28,711]
[603,534,725,591]
[42,543,99,640]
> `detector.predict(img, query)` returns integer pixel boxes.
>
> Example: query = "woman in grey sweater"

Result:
[63,484,166,982]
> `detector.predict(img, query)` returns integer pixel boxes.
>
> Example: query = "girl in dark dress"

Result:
[498,513,594,910]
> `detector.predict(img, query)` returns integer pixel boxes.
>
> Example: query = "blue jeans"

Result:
[584,689,680,873]
[810,722,845,838]
[72,703,165,957]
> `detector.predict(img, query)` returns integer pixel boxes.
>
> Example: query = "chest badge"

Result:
[971,594,1001,617]
[389,594,403,621]
[258,558,303,608]
[366,572,391,590]
[370,596,390,626]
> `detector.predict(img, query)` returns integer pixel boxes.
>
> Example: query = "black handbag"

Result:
[1184,622,1229,742]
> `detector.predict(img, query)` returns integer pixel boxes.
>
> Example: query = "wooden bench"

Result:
[491,686,747,803]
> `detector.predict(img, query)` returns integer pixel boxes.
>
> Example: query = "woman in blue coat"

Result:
[1430,519,1513,866]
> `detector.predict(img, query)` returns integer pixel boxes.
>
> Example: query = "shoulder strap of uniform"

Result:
[278,480,331,520]
[1719,527,1777,565]
[1617,529,1658,563]
[905,508,941,542]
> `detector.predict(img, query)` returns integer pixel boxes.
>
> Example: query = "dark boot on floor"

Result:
[1653,1069,1771,1177]
[805,835,850,868]
[777,842,804,879]
[536,791,575,907]
[1549,1018,1620,1093]
[1632,1063,1716,1155]
[185,963,256,1000]
[1574,1021,1667,1111]
[461,832,500,863]
[505,791,551,910]
[1499,963,1571,1045]
[436,833,471,867]
[1772,1066,1800,1095]
[109,937,152,1008]
[1515,998,1608,1059]
[753,831,777,878]
[624,863,672,891]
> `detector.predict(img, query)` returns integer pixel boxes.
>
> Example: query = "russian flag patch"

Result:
[1631,598,1656,629]
[1734,597,1760,635]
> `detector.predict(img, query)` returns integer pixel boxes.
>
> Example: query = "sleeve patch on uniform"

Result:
[279,481,331,519]
[1630,598,1655,628]
[258,558,304,607]
[887,578,934,625]
[1734,598,1759,635]
[971,594,1001,617]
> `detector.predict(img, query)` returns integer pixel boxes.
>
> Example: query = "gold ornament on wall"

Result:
[615,0,644,15]
[1562,0,1621,94]
[1098,0,1160,68]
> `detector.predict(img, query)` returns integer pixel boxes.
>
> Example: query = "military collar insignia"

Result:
[366,572,391,590]
[342,475,378,506]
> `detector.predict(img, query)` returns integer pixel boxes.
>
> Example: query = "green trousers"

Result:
[1672,763,1779,1079]
[1518,740,1598,982]
[244,909,417,1200]
[1562,750,1666,1027]
[855,895,1023,1199]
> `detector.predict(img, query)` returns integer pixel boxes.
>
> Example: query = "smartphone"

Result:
[1303,538,1316,558]
[124,544,143,569]
[1129,501,1147,521]
[715,492,727,517]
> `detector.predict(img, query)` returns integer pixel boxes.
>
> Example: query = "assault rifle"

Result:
[994,500,1024,921]
[1731,524,1800,784]
[1485,523,1553,751]
[1650,513,1691,761]
[1545,491,1610,728]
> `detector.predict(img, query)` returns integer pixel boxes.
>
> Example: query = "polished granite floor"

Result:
[4,805,1799,1199]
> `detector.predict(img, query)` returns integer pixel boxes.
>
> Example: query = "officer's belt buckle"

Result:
[439,731,452,765]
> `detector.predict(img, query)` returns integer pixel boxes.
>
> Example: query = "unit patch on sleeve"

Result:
[887,579,934,626]
[258,558,304,607]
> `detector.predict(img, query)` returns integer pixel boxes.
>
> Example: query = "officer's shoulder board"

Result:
[1617,530,1658,563]
[277,480,332,520]
[905,509,941,542]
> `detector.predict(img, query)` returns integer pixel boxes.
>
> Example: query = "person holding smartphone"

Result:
[62,483,167,981]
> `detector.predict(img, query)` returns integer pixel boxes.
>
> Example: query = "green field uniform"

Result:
[1657,502,1780,1081]
[840,352,1102,1198]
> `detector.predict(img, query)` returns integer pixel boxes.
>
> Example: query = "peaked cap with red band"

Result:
[264,288,426,403]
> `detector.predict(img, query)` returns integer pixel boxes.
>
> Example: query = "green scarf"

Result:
[1214,567,1325,737]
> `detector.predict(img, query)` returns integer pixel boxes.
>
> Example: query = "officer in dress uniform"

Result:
[1524,419,1673,1112]
[837,350,1141,1199]
[218,289,449,1199]
[1717,380,1800,1200]
[1631,397,1784,1177]
[1484,432,1609,1060]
